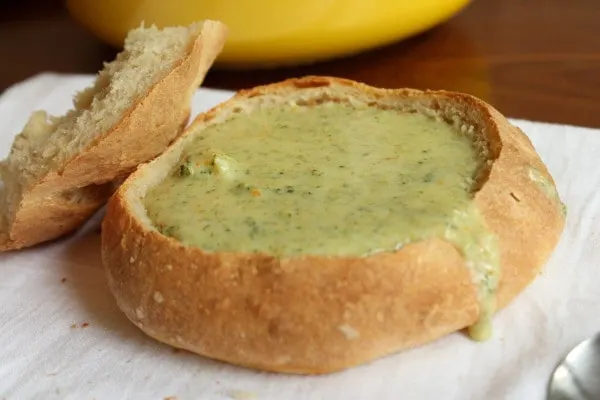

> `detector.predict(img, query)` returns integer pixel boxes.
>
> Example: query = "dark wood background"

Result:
[1,0,599,127]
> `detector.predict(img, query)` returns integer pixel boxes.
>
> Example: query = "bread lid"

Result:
[0,20,228,251]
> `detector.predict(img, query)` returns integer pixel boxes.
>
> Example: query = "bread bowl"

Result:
[101,76,566,374]
[0,20,227,251]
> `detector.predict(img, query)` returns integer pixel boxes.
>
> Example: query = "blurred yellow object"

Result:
[66,0,472,68]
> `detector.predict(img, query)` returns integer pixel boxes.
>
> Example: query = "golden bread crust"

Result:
[101,76,566,374]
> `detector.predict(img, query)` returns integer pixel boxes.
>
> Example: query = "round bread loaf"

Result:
[101,76,566,374]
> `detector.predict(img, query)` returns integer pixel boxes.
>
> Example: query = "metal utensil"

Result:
[548,332,600,400]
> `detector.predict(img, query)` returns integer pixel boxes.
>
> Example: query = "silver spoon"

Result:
[548,332,600,400]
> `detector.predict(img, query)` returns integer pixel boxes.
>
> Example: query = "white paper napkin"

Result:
[0,73,598,400]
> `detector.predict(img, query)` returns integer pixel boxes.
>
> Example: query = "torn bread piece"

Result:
[0,20,228,251]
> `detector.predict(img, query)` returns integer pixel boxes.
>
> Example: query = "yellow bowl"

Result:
[66,0,472,68]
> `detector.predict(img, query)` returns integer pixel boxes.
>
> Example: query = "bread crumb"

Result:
[70,323,77,329]
[129,256,135,263]
[153,291,164,304]
[165,264,173,271]
[338,324,360,340]
[135,307,145,319]
[164,397,177,400]
[61,277,67,283]
[227,390,257,400]
[81,322,90,328]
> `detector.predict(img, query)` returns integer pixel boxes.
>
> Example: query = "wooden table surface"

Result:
[1,0,599,128]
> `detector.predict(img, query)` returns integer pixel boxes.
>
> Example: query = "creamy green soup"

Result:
[144,101,498,340]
